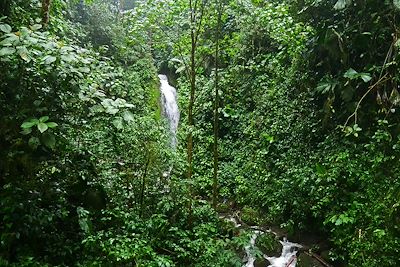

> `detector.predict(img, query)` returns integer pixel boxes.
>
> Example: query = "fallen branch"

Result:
[304,251,333,267]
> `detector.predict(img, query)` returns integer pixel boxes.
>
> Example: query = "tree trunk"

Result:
[187,0,196,224]
[212,1,223,209]
[186,0,207,223]
[42,0,52,26]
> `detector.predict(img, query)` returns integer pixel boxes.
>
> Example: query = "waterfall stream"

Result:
[158,74,179,147]
[158,75,306,267]
[222,215,303,267]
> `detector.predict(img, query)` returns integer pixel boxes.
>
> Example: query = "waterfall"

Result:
[158,74,179,147]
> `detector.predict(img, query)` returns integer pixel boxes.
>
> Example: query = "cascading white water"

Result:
[158,74,180,147]
[265,239,302,267]
[220,215,302,267]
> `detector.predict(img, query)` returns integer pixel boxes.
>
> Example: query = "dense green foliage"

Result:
[1,0,400,266]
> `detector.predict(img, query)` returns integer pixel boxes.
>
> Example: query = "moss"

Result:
[241,206,260,225]
[215,202,229,213]
[255,232,281,257]
[149,76,162,121]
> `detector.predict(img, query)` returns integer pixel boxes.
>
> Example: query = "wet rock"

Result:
[254,258,267,267]
[297,253,325,267]
[320,250,330,262]
[241,206,260,225]
[255,232,281,257]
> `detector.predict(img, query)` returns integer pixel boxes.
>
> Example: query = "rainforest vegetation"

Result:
[1,0,400,266]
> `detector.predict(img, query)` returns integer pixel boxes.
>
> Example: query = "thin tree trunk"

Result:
[212,1,223,209]
[187,0,196,225]
[42,0,52,26]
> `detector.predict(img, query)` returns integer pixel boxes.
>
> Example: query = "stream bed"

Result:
[220,214,328,267]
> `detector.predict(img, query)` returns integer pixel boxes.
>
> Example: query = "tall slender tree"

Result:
[186,0,208,217]
[212,0,224,208]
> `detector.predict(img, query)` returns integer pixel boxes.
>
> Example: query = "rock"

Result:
[297,253,325,267]
[255,232,281,257]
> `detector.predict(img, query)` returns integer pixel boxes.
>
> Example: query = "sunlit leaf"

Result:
[360,73,372,83]
[344,68,358,79]
[38,122,49,133]
[0,47,15,56]
[61,54,75,62]
[79,67,90,73]
[46,122,58,128]
[39,116,49,123]
[30,24,42,31]
[43,55,57,64]
[21,121,36,129]
[334,0,352,10]
[394,0,400,10]
[0,24,12,33]
[176,65,186,73]
[0,35,18,46]
[112,117,124,129]
[123,110,135,122]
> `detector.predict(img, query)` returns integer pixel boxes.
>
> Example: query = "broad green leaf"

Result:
[360,73,372,83]
[123,110,135,122]
[79,67,90,73]
[113,98,126,106]
[21,121,36,129]
[19,52,29,62]
[20,128,32,135]
[0,47,15,56]
[18,46,30,62]
[394,0,400,10]
[39,116,49,123]
[344,68,358,79]
[37,122,49,133]
[61,54,75,62]
[373,229,386,238]
[176,65,186,73]
[43,55,57,64]
[105,106,119,114]
[30,24,42,31]
[60,46,74,53]
[353,124,362,132]
[26,36,38,45]
[0,35,19,46]
[0,24,12,33]
[170,58,183,64]
[46,122,58,128]
[112,117,124,129]
[334,0,351,10]
[102,99,120,114]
